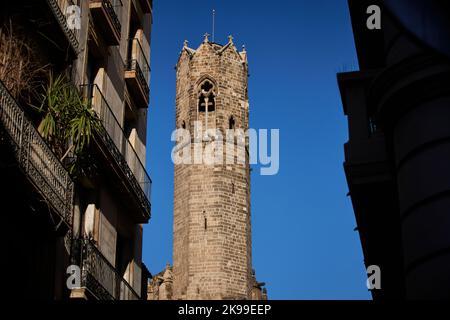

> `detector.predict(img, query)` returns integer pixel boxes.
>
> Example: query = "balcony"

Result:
[0,80,74,230]
[125,38,150,107]
[4,0,79,59]
[77,238,140,300]
[81,84,151,223]
[89,0,122,46]
[47,0,80,54]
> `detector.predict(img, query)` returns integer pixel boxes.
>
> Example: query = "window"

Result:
[197,79,217,132]
[229,116,236,129]
[198,80,216,113]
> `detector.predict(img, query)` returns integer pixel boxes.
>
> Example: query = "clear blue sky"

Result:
[143,0,371,300]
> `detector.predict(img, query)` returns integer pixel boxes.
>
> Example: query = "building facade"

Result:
[338,0,450,299]
[0,0,153,300]
[149,35,266,300]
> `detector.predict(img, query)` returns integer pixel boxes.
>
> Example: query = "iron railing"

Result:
[78,238,140,300]
[0,80,74,227]
[91,0,123,38]
[47,0,80,52]
[80,84,151,219]
[126,38,150,102]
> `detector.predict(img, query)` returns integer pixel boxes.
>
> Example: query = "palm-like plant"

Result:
[33,72,101,177]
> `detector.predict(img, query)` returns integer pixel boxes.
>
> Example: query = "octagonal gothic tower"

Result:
[172,34,254,300]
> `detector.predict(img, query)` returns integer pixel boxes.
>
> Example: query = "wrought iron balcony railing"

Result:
[0,80,74,228]
[80,84,151,221]
[47,0,80,53]
[89,0,123,45]
[125,38,150,107]
[78,238,140,300]
[102,0,122,36]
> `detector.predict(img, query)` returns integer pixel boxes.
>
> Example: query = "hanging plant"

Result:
[32,72,102,179]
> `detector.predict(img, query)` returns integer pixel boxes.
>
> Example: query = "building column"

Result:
[375,53,450,299]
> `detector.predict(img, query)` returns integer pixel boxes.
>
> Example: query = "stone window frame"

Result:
[195,76,218,131]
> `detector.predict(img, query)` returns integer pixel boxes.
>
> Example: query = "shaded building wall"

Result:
[339,0,450,299]
[0,0,80,300]
[0,0,153,300]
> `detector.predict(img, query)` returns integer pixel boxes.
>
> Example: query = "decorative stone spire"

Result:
[163,263,174,283]
[183,40,189,48]
[240,44,248,64]
[203,33,210,43]
[228,35,234,45]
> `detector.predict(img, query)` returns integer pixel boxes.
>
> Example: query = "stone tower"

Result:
[172,34,253,300]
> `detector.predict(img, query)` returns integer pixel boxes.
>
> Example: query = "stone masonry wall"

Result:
[173,35,252,300]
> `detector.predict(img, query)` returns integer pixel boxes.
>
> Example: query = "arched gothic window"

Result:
[198,80,216,113]
[197,79,217,133]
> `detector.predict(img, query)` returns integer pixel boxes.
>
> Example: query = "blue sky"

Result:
[143,0,371,300]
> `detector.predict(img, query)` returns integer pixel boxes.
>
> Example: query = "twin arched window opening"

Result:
[198,79,216,113]
[197,79,237,132]
[197,79,216,133]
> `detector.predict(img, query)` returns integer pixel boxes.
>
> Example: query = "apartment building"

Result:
[0,0,153,300]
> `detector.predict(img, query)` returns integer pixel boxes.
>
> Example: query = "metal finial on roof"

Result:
[204,33,210,43]
[242,44,246,52]
[183,40,189,48]
[228,35,234,44]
